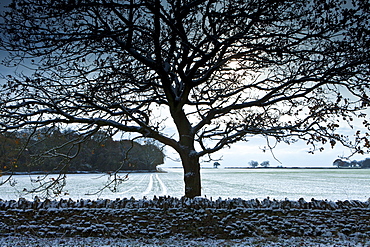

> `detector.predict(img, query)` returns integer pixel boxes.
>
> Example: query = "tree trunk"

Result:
[181,153,201,198]
[169,105,200,197]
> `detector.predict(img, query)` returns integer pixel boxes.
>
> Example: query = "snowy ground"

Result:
[0,235,369,247]
[1,169,370,202]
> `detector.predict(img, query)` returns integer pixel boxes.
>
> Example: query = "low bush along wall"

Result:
[0,196,369,239]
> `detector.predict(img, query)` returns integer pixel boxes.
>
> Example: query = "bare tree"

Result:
[260,161,270,168]
[249,160,259,168]
[0,0,369,197]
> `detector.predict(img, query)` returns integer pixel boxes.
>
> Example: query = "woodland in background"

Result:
[0,128,165,174]
[333,158,370,168]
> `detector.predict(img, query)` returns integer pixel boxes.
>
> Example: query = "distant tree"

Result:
[260,161,270,168]
[333,159,342,168]
[333,158,351,168]
[0,132,22,172]
[120,139,164,170]
[86,136,123,172]
[137,139,165,170]
[213,162,220,168]
[350,160,360,168]
[361,158,370,168]
[1,0,369,197]
[249,160,259,168]
[27,127,78,172]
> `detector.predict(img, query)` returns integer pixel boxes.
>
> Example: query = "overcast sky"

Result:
[163,131,369,168]
[0,1,368,168]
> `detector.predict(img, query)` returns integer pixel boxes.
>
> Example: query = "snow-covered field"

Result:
[1,168,369,246]
[1,168,369,201]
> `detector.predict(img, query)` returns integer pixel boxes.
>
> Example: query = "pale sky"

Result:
[162,132,369,168]
[0,1,368,168]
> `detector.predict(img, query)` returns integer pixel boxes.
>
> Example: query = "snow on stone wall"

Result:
[0,196,369,240]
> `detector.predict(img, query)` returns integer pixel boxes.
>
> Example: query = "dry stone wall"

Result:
[0,197,369,240]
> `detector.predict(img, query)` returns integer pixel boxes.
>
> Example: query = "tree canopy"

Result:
[1,0,369,197]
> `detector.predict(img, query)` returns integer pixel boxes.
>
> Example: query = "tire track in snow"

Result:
[156,174,168,196]
[142,174,154,196]
[121,173,148,194]
[141,174,168,197]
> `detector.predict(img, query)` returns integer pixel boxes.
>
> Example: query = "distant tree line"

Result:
[0,128,164,174]
[248,160,270,168]
[333,158,370,168]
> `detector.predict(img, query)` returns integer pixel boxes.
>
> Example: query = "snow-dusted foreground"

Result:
[0,235,368,246]
[0,196,369,246]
